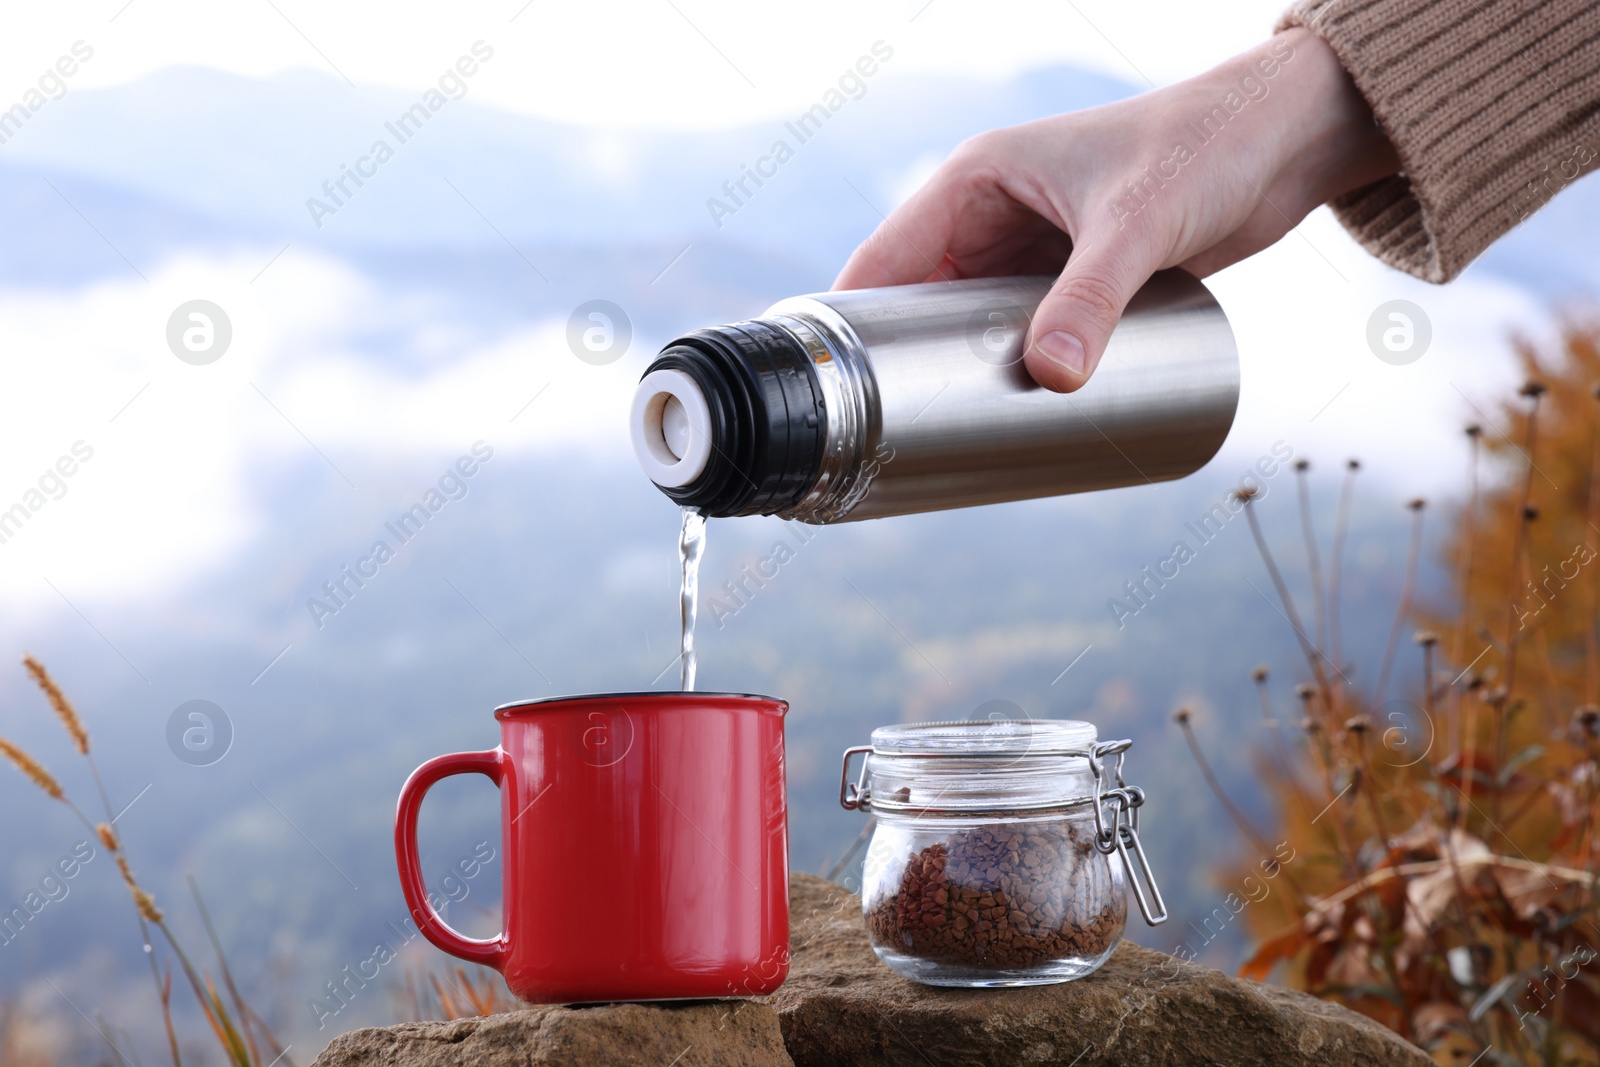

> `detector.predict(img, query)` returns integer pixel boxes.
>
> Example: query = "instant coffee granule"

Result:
[866,821,1123,969]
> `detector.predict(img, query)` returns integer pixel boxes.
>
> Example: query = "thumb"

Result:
[1023,237,1159,393]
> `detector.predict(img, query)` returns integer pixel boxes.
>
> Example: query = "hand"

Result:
[833,28,1399,392]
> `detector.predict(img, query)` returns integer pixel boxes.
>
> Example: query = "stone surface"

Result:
[313,874,1432,1067]
[772,872,1433,1067]
[310,1000,792,1067]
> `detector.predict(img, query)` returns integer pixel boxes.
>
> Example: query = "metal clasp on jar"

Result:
[838,745,873,811]
[1088,740,1168,926]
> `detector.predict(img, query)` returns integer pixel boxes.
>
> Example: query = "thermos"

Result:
[629,270,1238,523]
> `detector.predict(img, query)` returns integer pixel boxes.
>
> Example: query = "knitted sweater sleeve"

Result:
[1278,0,1600,282]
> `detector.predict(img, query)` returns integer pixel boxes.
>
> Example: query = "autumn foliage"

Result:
[1186,322,1600,1065]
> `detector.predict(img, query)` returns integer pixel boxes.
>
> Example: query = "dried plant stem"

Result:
[1244,500,1337,708]
[1296,463,1330,656]
[70,700,198,1065]
[1423,688,1484,965]
[1488,686,1514,829]
[1508,531,1567,724]
[1483,389,1543,827]
[1530,609,1564,723]
[1303,718,1342,806]
[190,875,277,1067]
[1177,713,1271,852]
[1306,854,1598,915]
[430,973,460,1019]
[1452,430,1483,787]
[1374,502,1425,708]
[149,906,257,1066]
[1587,397,1600,705]
[1176,711,1309,906]
[1580,742,1593,908]
[1421,641,1436,766]
[1350,731,1394,850]
[149,923,183,1067]
[1502,392,1543,723]
[1294,696,1365,881]
[1329,460,1359,677]
[1252,670,1301,790]
[1456,691,1484,833]
[98,811,188,1067]
[1433,817,1482,996]
[1368,901,1416,1042]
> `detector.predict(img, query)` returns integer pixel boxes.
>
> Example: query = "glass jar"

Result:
[839,719,1167,987]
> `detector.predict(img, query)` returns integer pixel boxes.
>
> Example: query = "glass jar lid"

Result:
[849,719,1101,814]
[868,718,1098,756]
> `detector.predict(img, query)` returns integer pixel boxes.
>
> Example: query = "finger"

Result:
[1022,232,1163,393]
[921,255,964,285]
[833,173,966,291]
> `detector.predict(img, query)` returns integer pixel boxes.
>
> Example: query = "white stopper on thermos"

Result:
[630,368,713,488]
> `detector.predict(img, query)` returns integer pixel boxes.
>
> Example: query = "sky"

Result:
[5,0,1290,127]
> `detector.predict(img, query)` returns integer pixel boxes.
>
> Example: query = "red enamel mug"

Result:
[395,692,790,1003]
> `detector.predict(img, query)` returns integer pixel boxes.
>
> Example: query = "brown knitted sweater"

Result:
[1279,0,1600,282]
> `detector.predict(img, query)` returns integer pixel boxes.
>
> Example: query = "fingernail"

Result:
[1034,331,1088,377]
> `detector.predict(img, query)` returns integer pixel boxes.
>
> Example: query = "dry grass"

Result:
[1184,322,1600,1065]
[394,964,519,1022]
[0,661,523,1065]
[1,659,293,1067]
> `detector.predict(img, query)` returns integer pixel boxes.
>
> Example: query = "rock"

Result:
[310,1001,793,1067]
[772,872,1432,1067]
[313,874,1430,1067]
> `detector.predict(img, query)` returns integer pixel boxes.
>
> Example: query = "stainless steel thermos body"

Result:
[629,271,1239,523]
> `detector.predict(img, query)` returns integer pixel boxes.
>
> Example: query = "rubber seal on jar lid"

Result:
[868,719,1098,758]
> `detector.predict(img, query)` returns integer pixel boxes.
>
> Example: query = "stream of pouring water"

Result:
[678,508,707,691]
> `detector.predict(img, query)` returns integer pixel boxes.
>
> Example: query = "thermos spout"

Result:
[631,369,713,489]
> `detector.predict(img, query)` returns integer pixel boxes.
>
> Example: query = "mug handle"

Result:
[394,748,510,970]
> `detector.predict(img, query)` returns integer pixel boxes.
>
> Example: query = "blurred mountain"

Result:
[3,65,1130,256]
